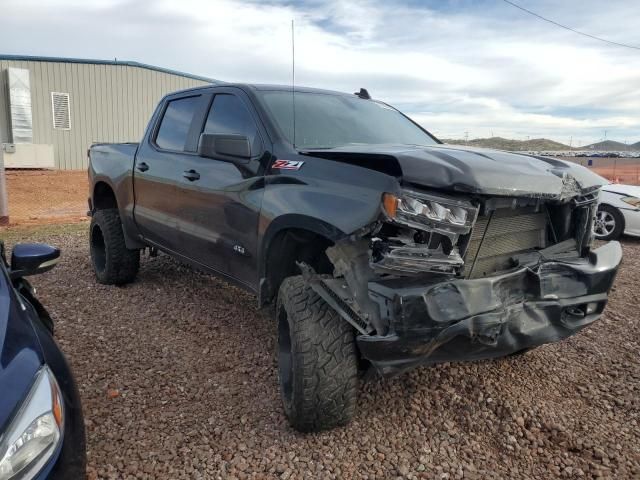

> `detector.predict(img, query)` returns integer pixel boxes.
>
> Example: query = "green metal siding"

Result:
[0,59,211,169]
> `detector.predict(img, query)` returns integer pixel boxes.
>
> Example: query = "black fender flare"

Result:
[90,175,146,250]
[90,175,118,210]
[257,214,347,304]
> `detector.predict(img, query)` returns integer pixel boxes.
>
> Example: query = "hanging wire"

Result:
[502,0,640,51]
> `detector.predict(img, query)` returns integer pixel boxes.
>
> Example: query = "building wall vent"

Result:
[51,92,71,130]
[7,68,34,143]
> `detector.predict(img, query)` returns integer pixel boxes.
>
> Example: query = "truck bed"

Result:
[90,142,139,162]
[88,142,141,248]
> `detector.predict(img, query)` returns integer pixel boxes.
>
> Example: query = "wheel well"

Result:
[93,182,118,211]
[599,203,625,228]
[263,228,334,304]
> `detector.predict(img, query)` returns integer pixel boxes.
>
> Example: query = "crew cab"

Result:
[88,84,621,432]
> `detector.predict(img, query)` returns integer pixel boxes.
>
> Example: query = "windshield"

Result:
[259,91,438,149]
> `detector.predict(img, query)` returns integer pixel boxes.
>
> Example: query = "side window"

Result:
[204,94,261,155]
[155,96,202,152]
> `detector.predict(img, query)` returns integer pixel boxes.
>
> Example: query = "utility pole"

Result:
[569,136,573,148]
[464,131,469,144]
[0,146,8,226]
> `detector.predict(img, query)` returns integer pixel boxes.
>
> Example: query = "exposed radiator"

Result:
[464,206,547,279]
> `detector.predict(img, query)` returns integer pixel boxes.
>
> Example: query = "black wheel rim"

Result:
[277,307,293,406]
[91,223,107,273]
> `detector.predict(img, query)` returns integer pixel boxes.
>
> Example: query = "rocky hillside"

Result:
[441,137,572,151]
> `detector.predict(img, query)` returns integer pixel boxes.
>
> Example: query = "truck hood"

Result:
[302,144,607,199]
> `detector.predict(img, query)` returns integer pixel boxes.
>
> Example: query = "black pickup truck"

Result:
[88,84,621,432]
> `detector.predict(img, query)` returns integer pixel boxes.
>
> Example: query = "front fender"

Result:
[257,158,400,301]
[261,156,400,237]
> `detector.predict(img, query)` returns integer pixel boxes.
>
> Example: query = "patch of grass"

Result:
[0,222,87,244]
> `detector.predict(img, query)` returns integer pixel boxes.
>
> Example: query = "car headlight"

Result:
[0,366,64,480]
[382,190,478,234]
[620,196,640,208]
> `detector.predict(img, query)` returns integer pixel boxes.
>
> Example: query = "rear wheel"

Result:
[90,209,140,285]
[276,276,359,432]
[594,204,624,240]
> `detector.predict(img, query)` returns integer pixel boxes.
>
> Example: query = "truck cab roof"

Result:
[168,83,360,98]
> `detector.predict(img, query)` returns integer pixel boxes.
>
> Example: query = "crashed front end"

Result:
[306,176,622,377]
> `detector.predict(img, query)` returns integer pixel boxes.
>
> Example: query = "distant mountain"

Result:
[441,136,640,152]
[442,137,572,151]
[583,140,635,151]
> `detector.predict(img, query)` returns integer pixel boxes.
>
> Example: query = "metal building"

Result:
[0,55,215,170]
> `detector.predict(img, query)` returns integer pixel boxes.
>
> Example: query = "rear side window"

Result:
[155,96,201,151]
[204,94,261,154]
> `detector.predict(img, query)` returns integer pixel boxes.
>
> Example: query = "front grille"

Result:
[464,206,547,279]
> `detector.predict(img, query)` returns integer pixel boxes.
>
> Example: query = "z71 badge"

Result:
[272,159,304,171]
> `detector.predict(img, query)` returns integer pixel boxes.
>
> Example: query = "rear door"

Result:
[132,92,210,252]
[174,89,266,288]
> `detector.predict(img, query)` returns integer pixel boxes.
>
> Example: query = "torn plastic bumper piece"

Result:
[358,241,622,376]
[298,261,375,335]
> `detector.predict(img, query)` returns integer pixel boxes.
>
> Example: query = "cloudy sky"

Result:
[3,0,639,145]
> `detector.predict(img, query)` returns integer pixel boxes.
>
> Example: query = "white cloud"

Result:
[2,0,639,144]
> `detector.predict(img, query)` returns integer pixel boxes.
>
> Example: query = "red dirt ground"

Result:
[3,170,89,226]
[591,165,640,185]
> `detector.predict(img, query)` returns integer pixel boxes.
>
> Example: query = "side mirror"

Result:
[198,133,251,160]
[10,243,60,279]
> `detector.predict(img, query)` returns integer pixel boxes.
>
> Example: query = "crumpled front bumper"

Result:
[358,241,622,376]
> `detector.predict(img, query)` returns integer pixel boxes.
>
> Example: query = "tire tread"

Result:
[277,275,358,432]
[90,209,139,285]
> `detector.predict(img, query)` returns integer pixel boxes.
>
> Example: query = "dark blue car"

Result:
[0,242,85,479]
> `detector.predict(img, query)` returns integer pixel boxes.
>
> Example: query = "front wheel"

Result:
[594,204,624,240]
[276,276,359,432]
[90,209,140,285]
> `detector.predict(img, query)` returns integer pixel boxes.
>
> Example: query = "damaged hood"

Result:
[303,144,607,199]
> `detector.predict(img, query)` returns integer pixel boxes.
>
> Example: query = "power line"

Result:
[501,0,640,51]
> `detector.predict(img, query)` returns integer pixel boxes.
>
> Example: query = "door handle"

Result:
[183,169,200,181]
[136,162,149,172]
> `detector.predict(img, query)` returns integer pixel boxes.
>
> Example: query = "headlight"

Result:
[0,366,64,479]
[620,196,640,208]
[382,190,477,234]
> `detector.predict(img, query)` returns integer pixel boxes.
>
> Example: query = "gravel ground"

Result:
[12,227,640,479]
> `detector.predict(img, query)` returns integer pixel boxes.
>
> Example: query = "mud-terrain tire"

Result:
[276,275,358,432]
[90,209,140,285]
[594,204,624,241]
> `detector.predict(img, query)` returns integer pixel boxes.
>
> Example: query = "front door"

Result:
[174,89,266,288]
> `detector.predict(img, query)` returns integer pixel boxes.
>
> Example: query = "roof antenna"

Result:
[355,88,371,99]
[291,19,297,149]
